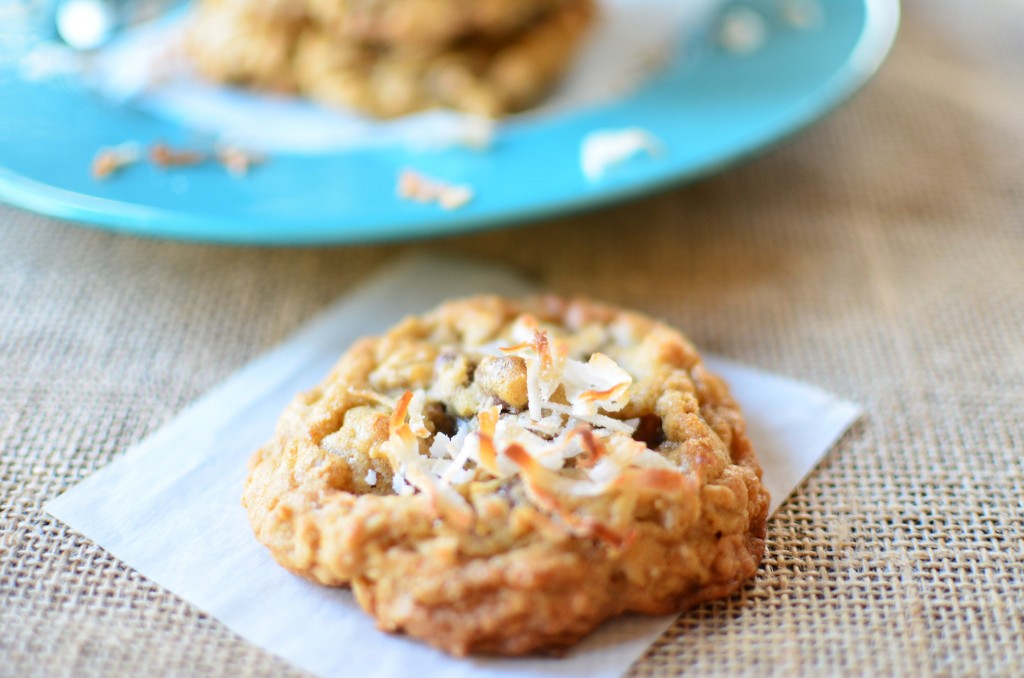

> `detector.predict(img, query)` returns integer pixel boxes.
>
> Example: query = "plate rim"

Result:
[0,0,901,245]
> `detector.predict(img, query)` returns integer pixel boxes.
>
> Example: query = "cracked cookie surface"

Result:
[186,0,594,117]
[307,0,570,52]
[294,0,594,117]
[244,296,769,655]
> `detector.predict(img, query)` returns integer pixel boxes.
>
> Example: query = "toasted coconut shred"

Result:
[92,141,142,179]
[397,169,474,210]
[357,315,693,545]
[91,141,265,180]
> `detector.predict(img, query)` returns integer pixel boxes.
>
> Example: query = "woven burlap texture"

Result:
[2,1,1022,675]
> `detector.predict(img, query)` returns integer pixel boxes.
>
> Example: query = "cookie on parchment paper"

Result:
[243,296,769,656]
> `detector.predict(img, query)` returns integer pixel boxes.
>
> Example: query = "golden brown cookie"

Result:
[293,0,594,117]
[307,0,567,52]
[185,0,303,92]
[185,0,593,117]
[244,296,769,656]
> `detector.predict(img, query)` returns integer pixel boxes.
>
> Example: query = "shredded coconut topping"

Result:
[376,324,688,529]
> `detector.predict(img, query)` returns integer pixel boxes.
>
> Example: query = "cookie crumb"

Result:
[91,141,141,179]
[580,128,664,181]
[397,170,474,210]
[216,145,265,176]
[149,143,206,169]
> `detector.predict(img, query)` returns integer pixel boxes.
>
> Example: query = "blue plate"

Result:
[0,0,898,244]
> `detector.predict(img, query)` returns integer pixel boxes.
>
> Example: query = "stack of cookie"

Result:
[186,0,596,118]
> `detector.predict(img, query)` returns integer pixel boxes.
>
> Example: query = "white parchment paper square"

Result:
[46,255,862,677]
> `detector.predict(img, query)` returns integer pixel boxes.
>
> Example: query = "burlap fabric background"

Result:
[2,1,1022,675]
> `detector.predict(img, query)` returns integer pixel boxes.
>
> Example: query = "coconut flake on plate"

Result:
[91,141,142,179]
[580,128,664,181]
[718,7,768,54]
[780,0,824,29]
